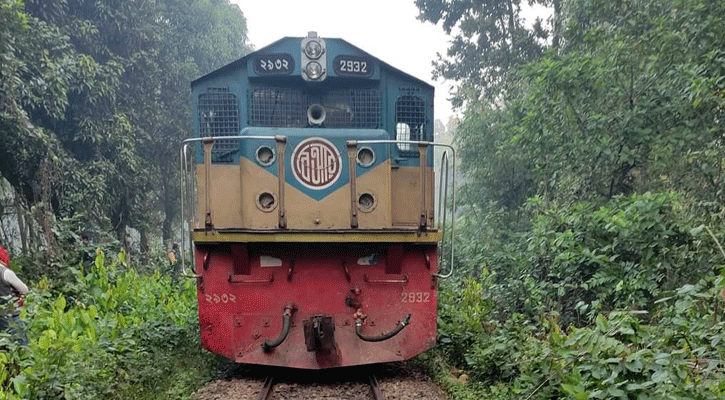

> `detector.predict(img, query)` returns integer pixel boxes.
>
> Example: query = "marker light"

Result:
[305,40,323,59]
[301,33,326,81]
[305,61,323,80]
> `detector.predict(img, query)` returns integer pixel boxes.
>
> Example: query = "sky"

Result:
[231,0,456,122]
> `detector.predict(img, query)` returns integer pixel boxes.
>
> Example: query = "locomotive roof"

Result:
[191,36,434,90]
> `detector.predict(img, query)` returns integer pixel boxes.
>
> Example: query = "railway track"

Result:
[193,362,447,400]
[254,374,387,400]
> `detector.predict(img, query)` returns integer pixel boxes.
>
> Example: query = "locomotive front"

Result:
[181,32,450,369]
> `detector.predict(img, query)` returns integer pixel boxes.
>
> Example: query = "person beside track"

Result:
[0,245,28,345]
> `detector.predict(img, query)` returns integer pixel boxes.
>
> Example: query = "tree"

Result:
[1,0,250,256]
[152,0,251,242]
[516,0,725,203]
[444,0,725,210]
[416,0,559,106]
[0,0,100,251]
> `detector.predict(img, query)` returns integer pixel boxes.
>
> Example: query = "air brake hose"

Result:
[355,314,411,342]
[262,305,295,352]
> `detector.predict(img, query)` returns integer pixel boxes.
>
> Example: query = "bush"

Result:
[432,274,725,399]
[499,192,709,325]
[0,249,215,399]
[430,191,725,399]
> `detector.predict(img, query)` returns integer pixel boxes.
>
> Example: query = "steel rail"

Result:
[256,376,274,400]
[253,371,386,399]
[369,374,386,400]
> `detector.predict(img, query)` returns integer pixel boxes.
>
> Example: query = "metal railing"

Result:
[348,139,456,279]
[179,135,278,278]
[179,136,456,279]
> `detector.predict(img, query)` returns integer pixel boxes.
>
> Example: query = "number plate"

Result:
[204,293,237,304]
[253,53,294,75]
[333,55,374,77]
[401,292,431,303]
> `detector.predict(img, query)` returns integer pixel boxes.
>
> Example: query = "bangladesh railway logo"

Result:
[291,137,342,190]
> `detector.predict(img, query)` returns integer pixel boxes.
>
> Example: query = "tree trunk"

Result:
[139,227,149,262]
[161,161,177,243]
[15,194,27,253]
[507,0,516,48]
[552,0,562,50]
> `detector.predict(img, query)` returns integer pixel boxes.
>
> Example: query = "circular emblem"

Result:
[291,138,342,189]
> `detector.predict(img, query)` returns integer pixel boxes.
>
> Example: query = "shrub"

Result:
[0,249,213,399]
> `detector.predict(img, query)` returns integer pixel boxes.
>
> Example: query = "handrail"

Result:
[349,139,456,279]
[436,150,454,278]
[179,135,279,279]
[417,143,428,230]
[364,274,408,284]
[180,143,200,278]
[346,142,359,228]
[180,136,456,279]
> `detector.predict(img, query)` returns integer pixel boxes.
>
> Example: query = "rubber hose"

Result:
[355,314,411,342]
[262,311,292,352]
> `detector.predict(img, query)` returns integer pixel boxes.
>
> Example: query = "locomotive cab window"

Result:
[395,122,411,151]
[198,88,240,163]
[395,94,425,156]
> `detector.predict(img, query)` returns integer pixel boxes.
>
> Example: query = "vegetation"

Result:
[3,0,725,398]
[0,0,247,398]
[417,0,725,398]
[0,243,224,399]
[0,0,250,253]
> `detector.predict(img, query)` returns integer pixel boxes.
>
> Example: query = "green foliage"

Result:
[526,192,711,323]
[415,0,555,105]
[432,272,725,399]
[451,0,725,209]
[0,249,215,399]
[552,281,725,400]
[0,4,250,395]
[451,190,713,325]
[436,183,725,399]
[1,0,252,252]
[421,0,725,398]
[438,277,494,351]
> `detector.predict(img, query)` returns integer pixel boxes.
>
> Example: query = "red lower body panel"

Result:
[196,243,438,369]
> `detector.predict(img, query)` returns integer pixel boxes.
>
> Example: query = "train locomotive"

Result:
[180,32,454,369]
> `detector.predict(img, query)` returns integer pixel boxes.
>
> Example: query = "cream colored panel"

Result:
[239,160,393,229]
[240,158,279,228]
[194,165,205,230]
[355,160,392,229]
[391,166,434,226]
[197,160,427,230]
[284,184,349,228]
[196,164,242,229]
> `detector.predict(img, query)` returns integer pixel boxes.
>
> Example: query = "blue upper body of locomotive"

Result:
[190,32,434,201]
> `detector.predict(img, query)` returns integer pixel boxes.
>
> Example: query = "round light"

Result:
[305,61,323,80]
[256,192,276,212]
[356,147,375,167]
[256,146,275,166]
[304,40,323,59]
[358,193,376,212]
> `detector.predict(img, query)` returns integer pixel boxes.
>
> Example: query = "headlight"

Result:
[305,61,323,80]
[304,40,323,59]
[356,147,375,167]
[301,33,326,81]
